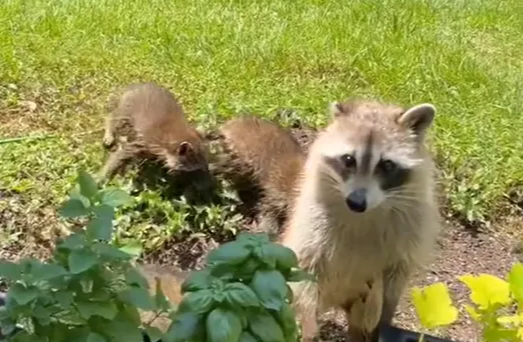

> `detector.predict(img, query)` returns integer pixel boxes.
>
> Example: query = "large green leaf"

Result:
[178,289,215,314]
[68,249,98,274]
[100,188,133,208]
[163,312,201,342]
[250,269,287,311]
[0,261,21,281]
[182,269,213,293]
[76,300,118,320]
[87,333,106,342]
[9,283,39,305]
[224,283,260,308]
[248,311,285,342]
[206,307,243,342]
[78,170,99,199]
[86,205,115,241]
[106,313,143,342]
[119,286,155,311]
[207,241,251,266]
[59,198,89,218]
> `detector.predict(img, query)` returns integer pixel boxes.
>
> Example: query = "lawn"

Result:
[1,0,523,248]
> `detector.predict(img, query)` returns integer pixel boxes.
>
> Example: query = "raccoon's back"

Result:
[219,115,305,185]
[113,83,187,139]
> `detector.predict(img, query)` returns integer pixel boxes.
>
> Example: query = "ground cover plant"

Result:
[0,171,312,342]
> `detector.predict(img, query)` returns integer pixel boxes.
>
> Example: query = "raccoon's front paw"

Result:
[102,133,116,149]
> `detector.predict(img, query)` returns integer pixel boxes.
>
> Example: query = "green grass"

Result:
[1,0,523,237]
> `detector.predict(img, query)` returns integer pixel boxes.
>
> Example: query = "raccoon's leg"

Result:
[380,262,410,325]
[344,278,383,342]
[291,282,320,342]
[98,145,136,183]
[102,116,117,149]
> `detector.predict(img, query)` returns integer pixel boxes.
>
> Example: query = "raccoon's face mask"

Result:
[320,101,436,213]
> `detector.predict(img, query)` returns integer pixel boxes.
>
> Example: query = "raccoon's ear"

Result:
[177,141,194,156]
[330,102,348,118]
[397,103,436,140]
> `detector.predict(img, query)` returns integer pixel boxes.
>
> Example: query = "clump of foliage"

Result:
[0,170,314,342]
[411,262,523,341]
[0,170,173,342]
[163,232,314,342]
[111,168,244,252]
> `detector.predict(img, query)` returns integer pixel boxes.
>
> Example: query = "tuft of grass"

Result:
[1,0,523,242]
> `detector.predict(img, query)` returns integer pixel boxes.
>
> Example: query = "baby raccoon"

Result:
[281,99,442,342]
[212,115,306,237]
[99,82,214,200]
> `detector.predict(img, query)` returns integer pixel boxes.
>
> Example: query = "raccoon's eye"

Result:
[341,154,356,168]
[379,159,396,172]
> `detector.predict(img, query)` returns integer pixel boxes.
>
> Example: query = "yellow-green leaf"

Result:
[497,314,523,326]
[508,263,523,305]
[459,274,511,310]
[411,282,459,329]
[464,304,482,322]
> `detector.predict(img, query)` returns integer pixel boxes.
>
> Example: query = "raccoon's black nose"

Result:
[345,189,367,213]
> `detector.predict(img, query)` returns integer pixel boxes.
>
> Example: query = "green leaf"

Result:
[206,307,243,342]
[254,245,276,269]
[77,300,118,320]
[181,269,213,293]
[68,249,97,274]
[0,261,21,281]
[31,263,68,281]
[286,269,315,283]
[86,205,115,241]
[59,198,89,218]
[55,292,74,309]
[119,241,143,257]
[145,327,163,342]
[267,244,298,270]
[224,283,260,307]
[164,312,201,342]
[33,305,52,325]
[251,269,287,311]
[100,188,132,207]
[273,302,298,340]
[459,274,511,310]
[207,240,251,266]
[239,331,259,342]
[0,319,16,336]
[125,267,150,288]
[9,283,39,305]
[508,262,523,305]
[411,282,459,329]
[59,233,87,250]
[78,170,99,199]
[87,333,106,342]
[178,289,215,314]
[248,311,285,342]
[237,233,270,245]
[120,286,155,311]
[93,243,132,260]
[106,313,143,342]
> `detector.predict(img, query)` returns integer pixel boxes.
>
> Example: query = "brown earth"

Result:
[1,125,522,342]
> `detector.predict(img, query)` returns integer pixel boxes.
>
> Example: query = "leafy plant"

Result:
[163,232,315,342]
[0,170,173,342]
[411,262,523,342]
[0,170,314,342]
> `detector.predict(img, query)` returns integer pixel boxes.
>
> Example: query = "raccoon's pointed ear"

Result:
[398,103,436,140]
[330,102,346,118]
[177,141,194,156]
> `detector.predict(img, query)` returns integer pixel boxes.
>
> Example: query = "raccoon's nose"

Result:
[345,189,367,213]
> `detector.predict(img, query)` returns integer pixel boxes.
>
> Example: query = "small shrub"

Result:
[0,170,313,342]
[412,262,523,341]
